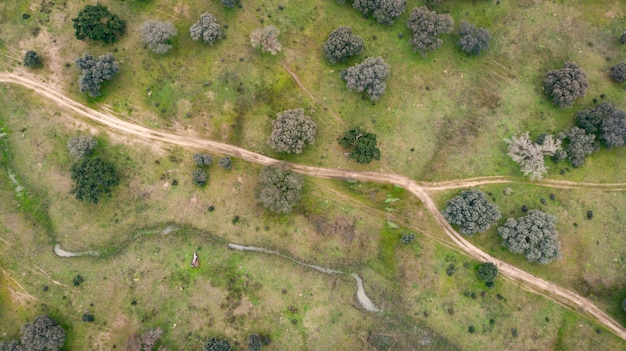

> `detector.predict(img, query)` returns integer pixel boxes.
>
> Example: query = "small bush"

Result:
[193,153,213,167]
[222,0,239,9]
[81,314,95,322]
[478,262,498,282]
[73,274,84,286]
[248,334,262,351]
[23,50,43,68]
[192,168,208,186]
[218,157,233,170]
[401,232,415,244]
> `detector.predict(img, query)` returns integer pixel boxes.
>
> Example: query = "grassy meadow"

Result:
[0,0,625,350]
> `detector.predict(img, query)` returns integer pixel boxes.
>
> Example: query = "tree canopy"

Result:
[342,57,390,102]
[323,26,364,64]
[609,62,626,83]
[75,53,120,98]
[218,157,233,170]
[406,6,454,55]
[498,210,561,264]
[190,13,222,45]
[70,156,120,204]
[441,189,501,236]
[256,164,303,214]
[575,102,626,149]
[193,153,213,167]
[141,21,177,54]
[222,0,239,9]
[457,22,490,56]
[192,168,209,186]
[72,4,126,44]
[543,62,589,108]
[247,334,262,351]
[351,0,407,26]
[338,127,381,164]
[20,315,66,351]
[557,127,599,167]
[267,108,317,154]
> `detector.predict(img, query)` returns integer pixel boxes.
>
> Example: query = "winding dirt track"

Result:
[1,72,625,340]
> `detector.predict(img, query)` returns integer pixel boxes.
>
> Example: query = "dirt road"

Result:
[1,71,624,340]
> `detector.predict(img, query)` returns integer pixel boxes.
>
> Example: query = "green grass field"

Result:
[1,0,625,350]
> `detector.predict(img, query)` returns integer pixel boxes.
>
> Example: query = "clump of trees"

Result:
[349,0,407,26]
[342,57,390,102]
[67,135,97,161]
[406,6,454,55]
[323,26,364,64]
[543,62,589,108]
[256,164,303,214]
[218,157,233,170]
[193,153,213,167]
[338,127,381,164]
[576,102,626,149]
[204,337,231,351]
[19,315,66,351]
[478,262,498,283]
[267,108,317,154]
[441,189,501,236]
[190,13,222,45]
[72,4,126,44]
[141,21,177,54]
[23,51,43,68]
[505,132,561,180]
[250,26,282,55]
[498,210,561,264]
[557,127,599,167]
[75,53,120,97]
[609,62,626,83]
[222,0,240,9]
[457,22,490,56]
[70,157,120,204]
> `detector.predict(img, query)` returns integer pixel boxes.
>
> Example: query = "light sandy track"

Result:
[1,72,625,340]
[420,176,626,192]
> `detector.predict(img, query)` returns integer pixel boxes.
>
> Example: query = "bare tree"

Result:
[141,21,177,54]
[190,13,222,45]
[67,135,97,161]
[250,26,282,55]
[505,132,562,180]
